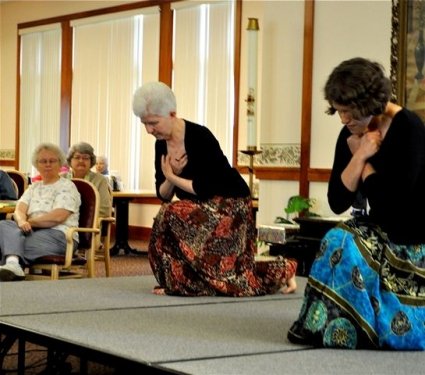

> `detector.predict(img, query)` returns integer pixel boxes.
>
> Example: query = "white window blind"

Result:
[19,24,62,176]
[70,9,159,190]
[172,1,235,162]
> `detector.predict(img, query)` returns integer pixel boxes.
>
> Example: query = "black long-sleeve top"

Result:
[328,108,425,244]
[155,120,250,202]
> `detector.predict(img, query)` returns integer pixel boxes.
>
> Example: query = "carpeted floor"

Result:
[94,240,152,278]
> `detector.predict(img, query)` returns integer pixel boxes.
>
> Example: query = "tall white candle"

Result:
[246,18,259,150]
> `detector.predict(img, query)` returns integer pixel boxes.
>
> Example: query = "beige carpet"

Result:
[95,239,153,278]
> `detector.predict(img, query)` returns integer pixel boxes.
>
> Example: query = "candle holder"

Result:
[241,147,262,198]
[245,18,259,152]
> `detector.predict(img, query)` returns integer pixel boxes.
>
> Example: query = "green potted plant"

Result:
[275,195,319,224]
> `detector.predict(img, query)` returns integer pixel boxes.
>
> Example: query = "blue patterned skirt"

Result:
[288,218,425,350]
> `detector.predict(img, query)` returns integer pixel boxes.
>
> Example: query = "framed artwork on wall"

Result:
[391,0,425,122]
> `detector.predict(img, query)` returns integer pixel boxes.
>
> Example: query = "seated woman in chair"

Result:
[0,143,81,281]
[95,155,122,191]
[95,154,110,176]
[64,142,112,219]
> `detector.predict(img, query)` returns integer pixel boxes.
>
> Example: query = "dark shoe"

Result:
[0,263,25,281]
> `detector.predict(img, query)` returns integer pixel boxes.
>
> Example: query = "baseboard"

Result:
[129,225,151,242]
[111,225,151,242]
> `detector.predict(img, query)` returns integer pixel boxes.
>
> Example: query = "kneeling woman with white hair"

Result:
[132,81,297,297]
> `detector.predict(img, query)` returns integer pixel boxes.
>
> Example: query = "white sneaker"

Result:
[0,262,25,281]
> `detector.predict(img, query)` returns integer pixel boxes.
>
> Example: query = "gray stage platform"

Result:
[0,276,424,374]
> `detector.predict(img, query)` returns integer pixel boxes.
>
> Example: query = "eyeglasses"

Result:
[37,159,59,165]
[72,155,91,161]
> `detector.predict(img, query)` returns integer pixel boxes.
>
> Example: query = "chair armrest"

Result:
[98,216,115,238]
[64,227,100,268]
[98,216,115,225]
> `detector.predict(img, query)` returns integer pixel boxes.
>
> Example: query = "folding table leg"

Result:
[0,333,17,370]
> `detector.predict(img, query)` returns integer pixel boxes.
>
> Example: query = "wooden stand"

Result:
[241,147,262,198]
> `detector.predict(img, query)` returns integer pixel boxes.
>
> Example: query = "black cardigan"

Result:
[328,108,425,244]
[155,120,250,202]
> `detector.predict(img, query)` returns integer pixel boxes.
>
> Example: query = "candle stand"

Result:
[241,147,262,198]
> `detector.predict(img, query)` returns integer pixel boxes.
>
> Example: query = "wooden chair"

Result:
[27,179,100,280]
[96,184,115,277]
[6,170,28,198]
[10,179,19,197]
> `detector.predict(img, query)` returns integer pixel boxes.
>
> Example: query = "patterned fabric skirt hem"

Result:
[149,196,297,297]
[288,218,425,350]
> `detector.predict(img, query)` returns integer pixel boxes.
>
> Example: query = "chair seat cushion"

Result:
[32,255,87,266]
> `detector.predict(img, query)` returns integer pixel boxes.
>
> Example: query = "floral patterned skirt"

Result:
[148,196,297,297]
[288,218,425,350]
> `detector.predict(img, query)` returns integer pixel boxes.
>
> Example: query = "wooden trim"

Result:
[128,226,152,242]
[158,2,173,85]
[249,166,330,183]
[111,225,152,242]
[60,21,72,150]
[255,167,300,181]
[15,33,21,170]
[308,168,331,182]
[131,195,162,205]
[299,0,315,197]
[232,0,242,167]
[17,1,169,29]
[0,160,16,167]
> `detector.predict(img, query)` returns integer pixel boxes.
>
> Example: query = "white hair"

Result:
[132,81,176,120]
[31,142,66,168]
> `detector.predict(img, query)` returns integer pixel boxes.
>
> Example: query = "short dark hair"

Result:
[324,57,392,117]
[67,142,96,168]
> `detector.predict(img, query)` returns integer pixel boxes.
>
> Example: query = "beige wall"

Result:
[0,0,393,227]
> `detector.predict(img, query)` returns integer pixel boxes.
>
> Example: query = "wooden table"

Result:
[110,191,156,256]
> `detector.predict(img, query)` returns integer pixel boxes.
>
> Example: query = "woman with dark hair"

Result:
[133,81,297,297]
[288,57,425,349]
[64,142,111,218]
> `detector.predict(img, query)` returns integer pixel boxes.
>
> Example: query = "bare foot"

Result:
[281,275,297,294]
[152,286,166,295]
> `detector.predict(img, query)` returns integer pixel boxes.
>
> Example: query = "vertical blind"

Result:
[19,24,62,176]
[173,1,235,162]
[71,9,159,191]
